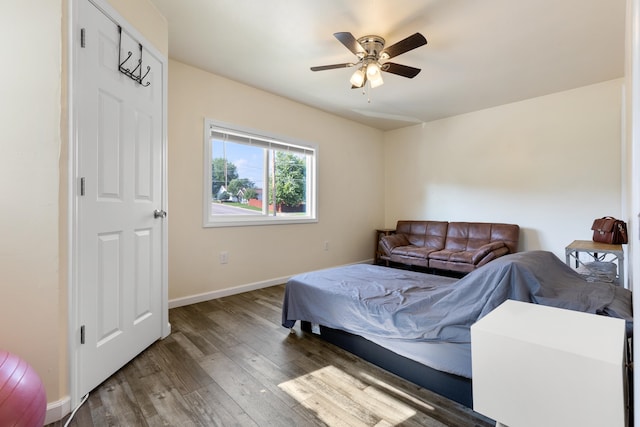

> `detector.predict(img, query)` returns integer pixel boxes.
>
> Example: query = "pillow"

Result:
[380,233,410,253]
[471,241,506,264]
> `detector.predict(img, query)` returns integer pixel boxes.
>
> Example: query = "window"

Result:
[203,119,317,227]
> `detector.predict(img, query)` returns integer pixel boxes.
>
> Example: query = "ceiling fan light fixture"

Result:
[350,67,365,87]
[366,62,384,87]
[366,62,381,78]
[369,72,384,88]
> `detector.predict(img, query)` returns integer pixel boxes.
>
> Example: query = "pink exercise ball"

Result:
[0,350,46,427]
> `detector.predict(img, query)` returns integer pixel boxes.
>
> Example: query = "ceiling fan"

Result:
[311,32,427,89]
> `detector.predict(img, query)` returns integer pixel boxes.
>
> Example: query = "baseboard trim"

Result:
[168,276,290,309]
[168,259,374,309]
[45,396,71,424]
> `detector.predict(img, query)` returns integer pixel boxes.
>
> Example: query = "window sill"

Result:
[203,217,318,228]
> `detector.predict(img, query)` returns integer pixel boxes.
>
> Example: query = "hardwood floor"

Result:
[47,285,494,427]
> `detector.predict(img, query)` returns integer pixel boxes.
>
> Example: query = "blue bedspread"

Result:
[282,251,632,344]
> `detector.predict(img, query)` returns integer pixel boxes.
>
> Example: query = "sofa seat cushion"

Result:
[429,250,475,263]
[429,259,476,274]
[391,246,434,260]
[430,242,507,265]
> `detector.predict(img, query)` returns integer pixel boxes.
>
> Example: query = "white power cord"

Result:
[63,393,89,427]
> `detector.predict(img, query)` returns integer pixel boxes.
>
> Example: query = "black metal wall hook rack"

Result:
[118,26,151,87]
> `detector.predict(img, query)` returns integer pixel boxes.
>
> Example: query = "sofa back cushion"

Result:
[445,222,519,253]
[395,220,448,250]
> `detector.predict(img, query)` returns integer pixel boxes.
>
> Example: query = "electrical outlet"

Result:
[219,251,229,264]
[323,241,329,251]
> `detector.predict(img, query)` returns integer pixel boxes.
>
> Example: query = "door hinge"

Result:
[80,28,86,48]
[80,177,85,196]
[80,325,85,344]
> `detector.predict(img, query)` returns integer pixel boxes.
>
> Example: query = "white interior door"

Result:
[74,0,167,398]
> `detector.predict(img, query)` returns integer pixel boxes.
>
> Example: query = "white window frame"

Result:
[203,119,318,227]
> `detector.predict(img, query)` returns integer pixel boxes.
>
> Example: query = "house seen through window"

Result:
[204,119,317,227]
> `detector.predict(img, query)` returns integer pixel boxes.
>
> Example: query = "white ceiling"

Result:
[149,0,626,131]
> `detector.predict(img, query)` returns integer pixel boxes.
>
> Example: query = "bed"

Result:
[281,251,633,407]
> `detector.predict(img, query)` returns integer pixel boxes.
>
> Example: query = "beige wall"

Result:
[167,60,385,303]
[0,0,63,404]
[384,79,623,260]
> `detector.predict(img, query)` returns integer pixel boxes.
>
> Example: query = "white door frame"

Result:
[67,0,169,408]
[627,1,640,426]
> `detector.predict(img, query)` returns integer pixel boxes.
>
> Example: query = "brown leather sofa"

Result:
[378,220,520,274]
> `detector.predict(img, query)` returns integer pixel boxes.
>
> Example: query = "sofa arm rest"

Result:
[380,233,410,255]
[471,241,507,264]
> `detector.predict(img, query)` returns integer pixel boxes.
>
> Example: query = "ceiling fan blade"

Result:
[381,33,427,59]
[310,63,355,71]
[334,32,365,56]
[381,62,421,78]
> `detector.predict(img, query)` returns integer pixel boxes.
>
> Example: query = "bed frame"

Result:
[301,320,473,408]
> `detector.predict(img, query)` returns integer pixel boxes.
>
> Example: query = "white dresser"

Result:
[471,300,628,427]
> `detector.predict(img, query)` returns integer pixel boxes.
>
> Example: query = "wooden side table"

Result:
[565,240,625,286]
[374,228,395,265]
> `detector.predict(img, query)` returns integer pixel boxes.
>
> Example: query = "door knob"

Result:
[153,209,167,218]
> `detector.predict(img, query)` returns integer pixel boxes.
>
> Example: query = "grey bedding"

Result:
[282,251,633,344]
